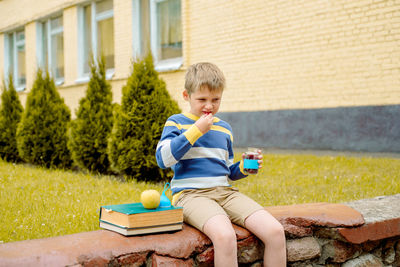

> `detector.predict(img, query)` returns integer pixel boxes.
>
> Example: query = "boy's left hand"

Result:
[241,149,263,169]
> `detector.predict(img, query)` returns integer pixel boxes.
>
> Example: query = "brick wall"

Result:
[0,0,399,115]
[186,0,400,112]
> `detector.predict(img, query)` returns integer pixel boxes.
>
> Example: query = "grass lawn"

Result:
[1,152,400,243]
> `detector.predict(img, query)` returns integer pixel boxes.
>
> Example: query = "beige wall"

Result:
[186,0,400,112]
[24,22,37,90]
[63,5,79,88]
[0,0,82,31]
[0,0,399,116]
[0,33,4,83]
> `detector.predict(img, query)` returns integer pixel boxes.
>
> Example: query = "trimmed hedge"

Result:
[108,54,181,182]
[68,58,113,173]
[16,70,72,169]
[0,75,23,162]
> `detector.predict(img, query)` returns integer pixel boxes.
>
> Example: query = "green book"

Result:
[101,202,181,214]
[99,202,183,236]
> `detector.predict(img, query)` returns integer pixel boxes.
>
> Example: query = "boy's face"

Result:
[183,87,223,117]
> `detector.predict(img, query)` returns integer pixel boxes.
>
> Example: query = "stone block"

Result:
[346,194,400,224]
[237,235,264,264]
[360,240,381,252]
[150,254,194,267]
[266,203,364,228]
[109,252,148,267]
[314,227,348,242]
[195,247,214,267]
[286,237,321,262]
[283,223,313,238]
[342,253,383,267]
[338,218,400,244]
[80,256,108,267]
[232,223,252,240]
[381,239,397,265]
[394,241,400,266]
[322,240,361,263]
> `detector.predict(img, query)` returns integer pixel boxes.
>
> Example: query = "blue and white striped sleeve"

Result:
[156,118,203,169]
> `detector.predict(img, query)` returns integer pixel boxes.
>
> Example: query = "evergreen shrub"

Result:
[16,70,72,169]
[68,58,113,173]
[108,54,181,182]
[0,75,23,162]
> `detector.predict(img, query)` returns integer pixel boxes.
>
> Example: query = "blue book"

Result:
[99,202,183,236]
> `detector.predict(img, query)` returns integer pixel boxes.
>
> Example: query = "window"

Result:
[134,0,182,71]
[4,30,26,91]
[79,0,114,80]
[38,15,64,84]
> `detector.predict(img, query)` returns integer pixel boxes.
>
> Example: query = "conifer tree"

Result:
[108,54,181,182]
[68,57,113,173]
[0,74,23,162]
[16,69,72,169]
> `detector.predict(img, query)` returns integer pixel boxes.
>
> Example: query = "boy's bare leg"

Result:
[245,209,287,267]
[203,214,238,267]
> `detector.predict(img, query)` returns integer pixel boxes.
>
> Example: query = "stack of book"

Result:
[99,202,183,236]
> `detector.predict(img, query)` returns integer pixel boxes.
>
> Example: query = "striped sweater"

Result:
[156,112,247,194]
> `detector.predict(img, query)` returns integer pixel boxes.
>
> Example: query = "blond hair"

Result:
[184,62,226,95]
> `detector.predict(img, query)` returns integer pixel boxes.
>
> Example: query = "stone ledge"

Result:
[266,202,365,227]
[0,195,399,266]
[339,194,400,244]
[338,217,400,244]
[265,202,365,238]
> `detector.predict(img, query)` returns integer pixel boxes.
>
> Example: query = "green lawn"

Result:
[1,153,400,243]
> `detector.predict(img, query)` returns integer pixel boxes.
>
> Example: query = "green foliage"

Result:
[16,69,72,169]
[108,54,181,182]
[68,58,114,174]
[0,75,23,162]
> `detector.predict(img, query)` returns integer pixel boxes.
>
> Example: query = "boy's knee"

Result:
[273,222,285,239]
[267,222,286,247]
[259,220,285,244]
[213,227,237,247]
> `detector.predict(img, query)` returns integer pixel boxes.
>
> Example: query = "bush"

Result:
[16,69,72,169]
[108,54,181,182]
[68,58,113,173]
[0,74,23,162]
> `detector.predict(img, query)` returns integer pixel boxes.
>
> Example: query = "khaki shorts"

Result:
[174,186,264,231]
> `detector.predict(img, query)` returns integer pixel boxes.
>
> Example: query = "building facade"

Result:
[1,0,399,152]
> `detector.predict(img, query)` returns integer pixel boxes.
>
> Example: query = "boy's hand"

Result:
[241,149,263,169]
[195,113,214,134]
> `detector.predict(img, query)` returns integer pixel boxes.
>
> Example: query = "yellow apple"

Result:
[140,189,161,209]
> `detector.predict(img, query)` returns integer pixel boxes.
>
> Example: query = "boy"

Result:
[156,62,286,266]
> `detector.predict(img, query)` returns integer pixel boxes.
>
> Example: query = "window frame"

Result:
[4,29,26,91]
[37,14,65,85]
[133,0,183,72]
[77,0,115,83]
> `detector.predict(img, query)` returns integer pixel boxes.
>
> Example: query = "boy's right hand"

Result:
[195,113,214,134]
